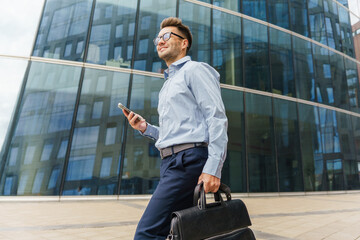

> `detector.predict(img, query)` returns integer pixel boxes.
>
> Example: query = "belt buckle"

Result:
[160,150,164,159]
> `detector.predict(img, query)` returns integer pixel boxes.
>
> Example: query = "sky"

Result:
[0,0,45,148]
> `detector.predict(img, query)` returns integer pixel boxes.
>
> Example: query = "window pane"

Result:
[246,93,277,192]
[298,103,326,191]
[293,36,315,101]
[242,0,266,21]
[212,9,242,86]
[120,75,163,194]
[0,62,81,196]
[33,0,93,61]
[324,0,341,51]
[86,0,136,68]
[62,69,130,195]
[244,19,270,92]
[268,0,289,29]
[338,5,354,57]
[269,28,295,97]
[213,0,240,12]
[308,0,327,45]
[220,89,246,192]
[179,0,211,64]
[329,52,349,109]
[133,0,176,72]
[344,58,360,112]
[312,43,332,105]
[273,99,303,191]
[290,0,309,37]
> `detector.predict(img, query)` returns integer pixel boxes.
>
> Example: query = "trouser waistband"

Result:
[159,142,208,159]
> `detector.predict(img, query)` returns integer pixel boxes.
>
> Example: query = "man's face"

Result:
[156,26,186,62]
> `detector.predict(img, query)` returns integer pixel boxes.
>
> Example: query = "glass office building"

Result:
[1,0,360,196]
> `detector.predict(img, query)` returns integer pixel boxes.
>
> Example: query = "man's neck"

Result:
[165,53,186,67]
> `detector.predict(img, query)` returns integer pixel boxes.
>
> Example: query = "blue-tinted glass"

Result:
[273,99,303,191]
[344,160,360,190]
[243,19,270,92]
[329,52,349,109]
[298,103,326,191]
[293,36,315,101]
[3,177,14,196]
[269,28,295,96]
[220,89,246,192]
[32,0,92,61]
[312,43,332,105]
[319,109,344,190]
[268,0,289,29]
[0,62,81,196]
[339,6,354,57]
[213,0,240,12]
[212,10,242,86]
[179,0,211,64]
[133,0,176,72]
[63,69,130,195]
[86,0,137,67]
[290,0,309,37]
[246,93,277,192]
[308,0,327,46]
[242,0,267,21]
[324,0,341,51]
[120,75,163,194]
[100,157,112,178]
[344,58,360,112]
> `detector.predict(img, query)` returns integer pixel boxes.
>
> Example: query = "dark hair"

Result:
[160,17,192,53]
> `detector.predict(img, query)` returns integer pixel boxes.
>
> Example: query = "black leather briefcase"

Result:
[167,183,256,240]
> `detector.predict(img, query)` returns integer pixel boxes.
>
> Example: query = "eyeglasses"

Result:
[153,32,185,46]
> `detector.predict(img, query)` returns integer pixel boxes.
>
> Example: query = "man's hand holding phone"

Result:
[118,103,147,133]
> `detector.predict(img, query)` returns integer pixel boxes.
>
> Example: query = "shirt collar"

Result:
[164,56,191,79]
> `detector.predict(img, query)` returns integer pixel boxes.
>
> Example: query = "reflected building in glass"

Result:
[1,0,360,196]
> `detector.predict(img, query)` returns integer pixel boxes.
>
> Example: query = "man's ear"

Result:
[182,39,189,51]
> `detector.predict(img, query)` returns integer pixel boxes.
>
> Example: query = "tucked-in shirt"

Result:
[141,56,228,178]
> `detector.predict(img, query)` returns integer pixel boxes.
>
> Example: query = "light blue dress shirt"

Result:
[141,56,228,178]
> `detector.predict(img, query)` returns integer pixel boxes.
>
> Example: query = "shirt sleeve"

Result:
[187,63,228,179]
[139,123,159,141]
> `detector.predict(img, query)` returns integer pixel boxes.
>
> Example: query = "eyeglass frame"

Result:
[153,32,185,46]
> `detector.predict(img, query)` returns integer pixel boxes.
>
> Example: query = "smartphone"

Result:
[118,103,142,122]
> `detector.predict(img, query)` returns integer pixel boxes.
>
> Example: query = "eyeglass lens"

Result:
[154,32,171,46]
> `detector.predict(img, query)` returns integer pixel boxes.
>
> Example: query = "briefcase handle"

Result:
[193,182,232,210]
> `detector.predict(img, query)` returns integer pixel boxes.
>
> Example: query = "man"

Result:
[123,17,228,240]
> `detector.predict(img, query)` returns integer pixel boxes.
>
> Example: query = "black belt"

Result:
[159,142,208,159]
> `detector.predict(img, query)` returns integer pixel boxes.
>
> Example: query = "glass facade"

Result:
[1,0,360,196]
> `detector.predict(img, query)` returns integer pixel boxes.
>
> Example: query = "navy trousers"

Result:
[134,147,208,240]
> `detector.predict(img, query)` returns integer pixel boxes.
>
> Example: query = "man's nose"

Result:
[158,37,166,45]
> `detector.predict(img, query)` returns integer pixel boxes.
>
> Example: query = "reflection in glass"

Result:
[298,103,326,191]
[120,75,163,194]
[269,28,295,96]
[329,51,349,109]
[338,5,354,57]
[308,0,327,46]
[63,69,130,195]
[290,0,309,37]
[344,58,360,112]
[293,36,315,101]
[87,0,136,67]
[133,0,176,72]
[324,0,341,51]
[312,43,332,104]
[179,0,211,64]
[242,0,266,21]
[212,10,242,86]
[33,0,93,61]
[244,20,270,92]
[246,93,277,192]
[0,62,81,196]
[273,99,303,191]
[268,0,289,29]
[220,89,246,192]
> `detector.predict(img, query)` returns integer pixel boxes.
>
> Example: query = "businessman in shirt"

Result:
[123,17,228,240]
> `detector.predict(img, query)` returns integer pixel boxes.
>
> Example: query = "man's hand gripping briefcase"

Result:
[167,183,256,240]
